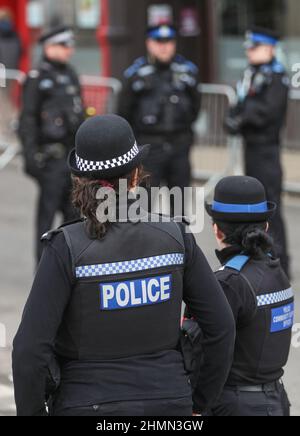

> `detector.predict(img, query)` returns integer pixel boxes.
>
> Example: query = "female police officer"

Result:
[12,115,235,416]
[205,176,293,416]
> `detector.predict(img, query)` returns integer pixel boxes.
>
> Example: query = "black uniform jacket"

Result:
[13,209,235,416]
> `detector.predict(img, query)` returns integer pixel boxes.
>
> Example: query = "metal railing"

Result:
[1,71,300,195]
[192,84,300,196]
[0,71,122,170]
[192,83,241,198]
[0,69,25,170]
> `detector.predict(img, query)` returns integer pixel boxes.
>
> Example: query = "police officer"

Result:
[224,27,290,277]
[19,26,85,262]
[118,24,201,214]
[12,115,235,416]
[204,176,293,416]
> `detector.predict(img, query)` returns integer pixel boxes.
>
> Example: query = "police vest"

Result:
[37,60,84,143]
[54,219,186,360]
[126,56,199,135]
[224,254,294,383]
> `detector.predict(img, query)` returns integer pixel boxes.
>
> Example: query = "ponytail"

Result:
[215,221,273,258]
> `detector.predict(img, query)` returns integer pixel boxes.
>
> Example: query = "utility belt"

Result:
[225,379,283,393]
[41,143,67,160]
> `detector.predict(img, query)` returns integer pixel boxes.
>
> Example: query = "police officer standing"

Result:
[118,24,201,214]
[12,115,235,416]
[19,26,85,262]
[225,27,290,276]
[204,176,293,416]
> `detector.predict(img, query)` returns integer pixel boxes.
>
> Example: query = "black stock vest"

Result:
[54,218,186,361]
[220,254,294,385]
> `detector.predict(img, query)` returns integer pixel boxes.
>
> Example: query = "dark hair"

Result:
[72,166,148,239]
[214,220,273,258]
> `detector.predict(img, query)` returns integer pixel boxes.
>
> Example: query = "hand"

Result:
[25,157,44,181]
[224,115,243,135]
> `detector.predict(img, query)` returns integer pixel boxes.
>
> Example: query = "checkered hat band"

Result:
[76,253,185,278]
[257,287,294,307]
[75,142,139,172]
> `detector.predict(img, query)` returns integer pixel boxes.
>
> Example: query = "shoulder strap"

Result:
[144,219,185,255]
[225,254,257,311]
[225,254,250,271]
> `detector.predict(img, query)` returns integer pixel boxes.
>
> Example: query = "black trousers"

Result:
[245,144,289,276]
[208,383,290,416]
[52,396,193,417]
[36,158,78,262]
[138,132,193,216]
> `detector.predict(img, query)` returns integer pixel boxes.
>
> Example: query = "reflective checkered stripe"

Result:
[76,142,139,172]
[76,253,185,278]
[257,287,294,307]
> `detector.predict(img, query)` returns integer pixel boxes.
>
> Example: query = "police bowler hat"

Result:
[39,26,75,47]
[147,24,177,41]
[205,176,276,222]
[244,26,280,49]
[68,115,149,179]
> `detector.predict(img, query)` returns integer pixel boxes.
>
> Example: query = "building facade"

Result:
[2,0,300,83]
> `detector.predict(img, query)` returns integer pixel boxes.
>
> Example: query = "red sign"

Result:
[179,7,201,37]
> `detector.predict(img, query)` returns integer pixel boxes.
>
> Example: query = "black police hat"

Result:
[244,26,280,49]
[39,26,75,46]
[146,24,177,41]
[205,176,276,223]
[68,115,150,179]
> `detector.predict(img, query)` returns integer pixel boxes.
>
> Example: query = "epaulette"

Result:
[28,69,40,79]
[41,218,84,242]
[173,55,199,74]
[173,216,191,226]
[124,57,147,79]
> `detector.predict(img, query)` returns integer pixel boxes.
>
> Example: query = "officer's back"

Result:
[205,176,293,416]
[12,115,235,417]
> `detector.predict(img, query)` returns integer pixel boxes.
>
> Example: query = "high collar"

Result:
[149,55,174,70]
[215,245,244,266]
[43,55,68,71]
[250,58,275,70]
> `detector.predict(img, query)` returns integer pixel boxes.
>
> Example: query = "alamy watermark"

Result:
[0,322,6,348]
[94,182,205,234]
[291,63,300,88]
[0,63,6,88]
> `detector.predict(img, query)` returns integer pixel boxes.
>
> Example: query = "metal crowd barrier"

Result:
[192,84,300,196]
[191,83,241,198]
[0,71,122,170]
[80,75,122,115]
[1,71,300,196]
[282,89,300,193]
[0,69,25,170]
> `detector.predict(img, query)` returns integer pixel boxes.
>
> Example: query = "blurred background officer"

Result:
[18,26,85,263]
[118,24,201,215]
[224,27,290,277]
[12,115,235,416]
[205,176,293,416]
[0,7,21,70]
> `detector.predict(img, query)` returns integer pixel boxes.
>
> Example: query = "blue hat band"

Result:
[147,27,176,40]
[248,33,278,46]
[212,201,268,214]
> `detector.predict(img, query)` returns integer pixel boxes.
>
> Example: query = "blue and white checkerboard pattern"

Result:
[75,142,139,172]
[76,253,185,278]
[257,287,294,307]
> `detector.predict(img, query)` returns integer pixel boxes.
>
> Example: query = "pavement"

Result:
[0,156,299,416]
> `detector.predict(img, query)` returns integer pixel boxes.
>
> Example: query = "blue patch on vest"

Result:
[270,303,294,333]
[100,275,172,310]
[225,255,250,272]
